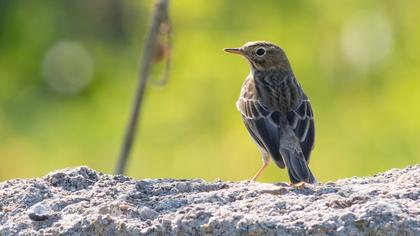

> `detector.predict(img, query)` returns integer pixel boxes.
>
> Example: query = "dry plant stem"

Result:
[116,0,170,175]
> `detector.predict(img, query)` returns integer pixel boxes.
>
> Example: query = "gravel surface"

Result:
[0,165,419,236]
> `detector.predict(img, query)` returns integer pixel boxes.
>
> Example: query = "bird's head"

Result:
[224,41,291,71]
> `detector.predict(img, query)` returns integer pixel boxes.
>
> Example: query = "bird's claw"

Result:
[290,182,306,189]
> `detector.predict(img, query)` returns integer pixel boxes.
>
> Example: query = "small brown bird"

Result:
[224,41,316,184]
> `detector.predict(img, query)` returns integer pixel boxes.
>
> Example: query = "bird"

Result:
[224,41,316,185]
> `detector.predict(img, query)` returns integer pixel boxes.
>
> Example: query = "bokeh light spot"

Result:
[42,41,93,94]
[341,10,393,73]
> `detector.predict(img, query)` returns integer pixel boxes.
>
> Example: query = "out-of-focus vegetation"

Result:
[1,0,419,182]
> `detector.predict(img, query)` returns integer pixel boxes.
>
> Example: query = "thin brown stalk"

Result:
[115,0,171,175]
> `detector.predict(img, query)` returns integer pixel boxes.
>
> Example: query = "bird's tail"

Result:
[280,148,316,184]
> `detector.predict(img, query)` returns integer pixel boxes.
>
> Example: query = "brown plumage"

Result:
[224,41,316,184]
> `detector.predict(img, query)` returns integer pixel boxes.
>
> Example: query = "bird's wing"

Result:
[237,97,286,168]
[285,94,315,162]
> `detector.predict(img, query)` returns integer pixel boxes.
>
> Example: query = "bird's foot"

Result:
[290,182,306,189]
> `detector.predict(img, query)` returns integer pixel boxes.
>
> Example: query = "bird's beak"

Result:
[224,47,244,55]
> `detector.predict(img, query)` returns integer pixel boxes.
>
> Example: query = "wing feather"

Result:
[286,95,315,161]
[237,97,285,168]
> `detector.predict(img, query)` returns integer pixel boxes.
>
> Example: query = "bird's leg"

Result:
[251,154,269,181]
[251,162,267,181]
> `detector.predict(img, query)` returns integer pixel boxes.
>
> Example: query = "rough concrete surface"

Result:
[0,165,419,236]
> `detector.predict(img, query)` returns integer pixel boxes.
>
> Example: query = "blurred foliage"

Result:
[0,0,419,182]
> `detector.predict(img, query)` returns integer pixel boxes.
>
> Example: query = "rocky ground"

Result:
[0,165,419,236]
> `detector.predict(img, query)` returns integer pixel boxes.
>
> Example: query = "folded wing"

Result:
[285,94,315,162]
[237,97,286,168]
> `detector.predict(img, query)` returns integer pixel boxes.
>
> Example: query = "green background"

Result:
[1,0,419,182]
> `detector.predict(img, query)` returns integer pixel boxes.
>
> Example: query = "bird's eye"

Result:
[256,48,266,56]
